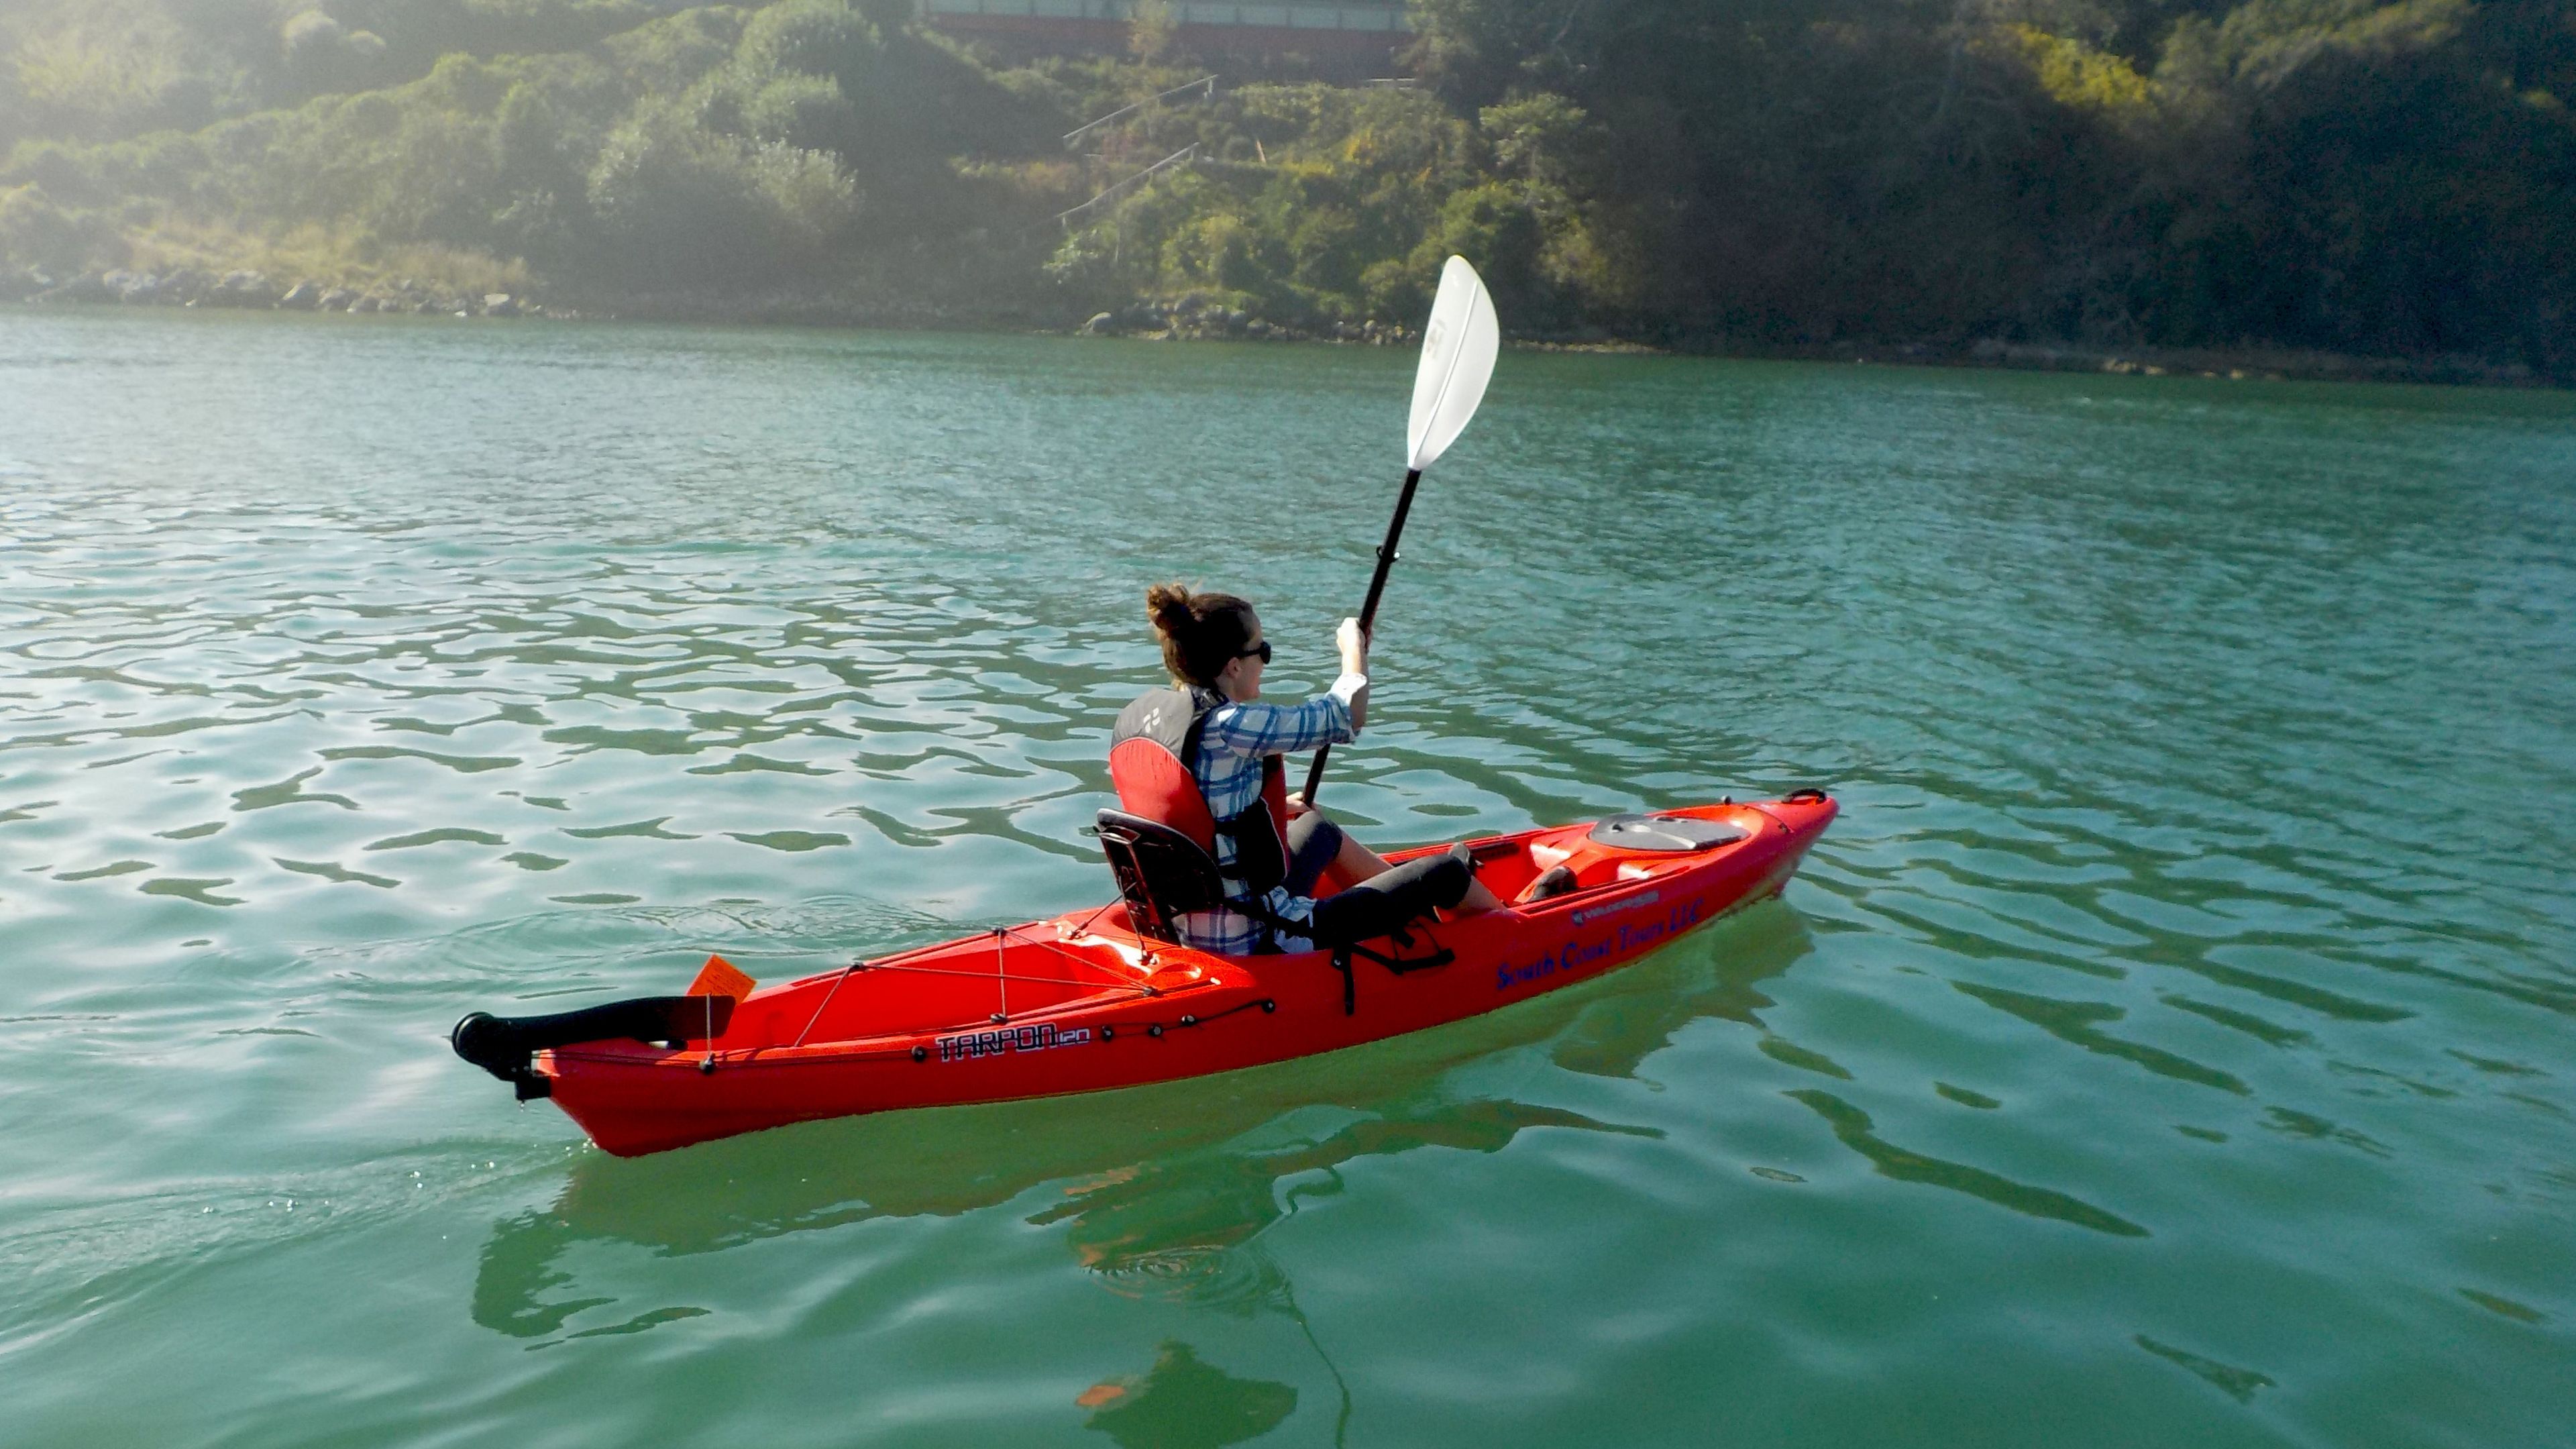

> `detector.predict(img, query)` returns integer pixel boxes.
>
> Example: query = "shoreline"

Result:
[7,267,2557,391]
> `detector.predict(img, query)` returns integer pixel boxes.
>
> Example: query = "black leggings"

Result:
[1281,814,1474,951]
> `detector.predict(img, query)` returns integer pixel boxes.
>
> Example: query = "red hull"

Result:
[535,794,1835,1155]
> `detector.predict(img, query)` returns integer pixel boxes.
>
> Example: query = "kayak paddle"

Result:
[1301,254,1501,805]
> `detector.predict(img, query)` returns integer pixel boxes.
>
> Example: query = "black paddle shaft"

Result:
[1301,467,1424,805]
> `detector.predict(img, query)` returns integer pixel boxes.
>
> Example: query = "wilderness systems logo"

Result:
[1570,890,1658,926]
[936,1022,1093,1063]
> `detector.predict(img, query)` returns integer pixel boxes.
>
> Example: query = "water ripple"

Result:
[1,314,2571,1446]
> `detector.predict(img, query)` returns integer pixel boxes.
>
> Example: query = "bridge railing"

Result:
[920,0,1413,33]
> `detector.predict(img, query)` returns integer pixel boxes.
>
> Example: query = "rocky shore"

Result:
[5,264,2551,388]
[1077,295,1420,346]
[1,266,566,319]
[1065,297,2551,384]
[1945,337,2547,388]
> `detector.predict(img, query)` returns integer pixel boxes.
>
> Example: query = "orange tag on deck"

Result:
[687,955,757,1000]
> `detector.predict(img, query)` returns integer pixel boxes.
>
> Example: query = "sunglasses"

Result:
[1234,640,1273,664]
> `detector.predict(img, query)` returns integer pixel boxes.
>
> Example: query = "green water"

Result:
[3,309,2571,1446]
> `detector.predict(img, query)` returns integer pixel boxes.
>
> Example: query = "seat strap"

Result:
[1224,892,1303,955]
[1324,936,1456,1015]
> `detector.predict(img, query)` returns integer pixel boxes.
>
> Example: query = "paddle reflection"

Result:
[1038,1099,1664,1307]
[470,908,1815,1340]
[1079,1340,1298,1449]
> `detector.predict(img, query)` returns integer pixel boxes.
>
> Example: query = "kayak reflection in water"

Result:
[1107,582,1503,957]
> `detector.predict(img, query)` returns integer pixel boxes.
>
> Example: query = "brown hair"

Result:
[1146,582,1256,686]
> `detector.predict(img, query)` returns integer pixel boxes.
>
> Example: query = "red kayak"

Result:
[455,791,1835,1155]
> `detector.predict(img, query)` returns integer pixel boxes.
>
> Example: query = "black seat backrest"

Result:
[1096,809,1227,944]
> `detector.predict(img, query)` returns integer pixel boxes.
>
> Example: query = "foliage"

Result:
[1387,0,2575,368]
[0,183,129,272]
[0,0,2569,374]
[0,1,1065,302]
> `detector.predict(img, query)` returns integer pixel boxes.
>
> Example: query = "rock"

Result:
[1081,311,1116,336]
[319,288,354,311]
[36,272,115,304]
[482,293,519,317]
[210,271,277,307]
[100,270,167,303]
[278,280,323,310]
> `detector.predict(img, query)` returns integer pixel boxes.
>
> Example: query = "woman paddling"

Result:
[1108,582,1502,955]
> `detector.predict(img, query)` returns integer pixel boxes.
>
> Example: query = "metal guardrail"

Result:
[1065,75,1219,148]
[1056,143,1200,228]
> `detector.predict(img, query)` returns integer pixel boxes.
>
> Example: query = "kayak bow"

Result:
[455,791,1835,1155]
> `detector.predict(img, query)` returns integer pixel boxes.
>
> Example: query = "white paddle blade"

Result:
[1405,255,1501,472]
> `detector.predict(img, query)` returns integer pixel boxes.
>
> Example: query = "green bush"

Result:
[0,184,125,272]
[585,102,857,287]
[740,72,853,151]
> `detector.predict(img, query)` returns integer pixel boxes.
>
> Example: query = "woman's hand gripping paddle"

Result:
[1301,255,1501,806]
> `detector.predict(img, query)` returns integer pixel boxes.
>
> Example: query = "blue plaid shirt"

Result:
[1176,672,1367,955]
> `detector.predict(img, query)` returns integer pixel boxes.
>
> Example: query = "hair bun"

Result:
[1144,581,1194,633]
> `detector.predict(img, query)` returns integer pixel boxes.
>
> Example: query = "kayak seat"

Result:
[1096,808,1227,944]
[1096,809,1468,970]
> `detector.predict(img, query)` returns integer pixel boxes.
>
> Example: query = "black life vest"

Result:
[1110,687,1292,896]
